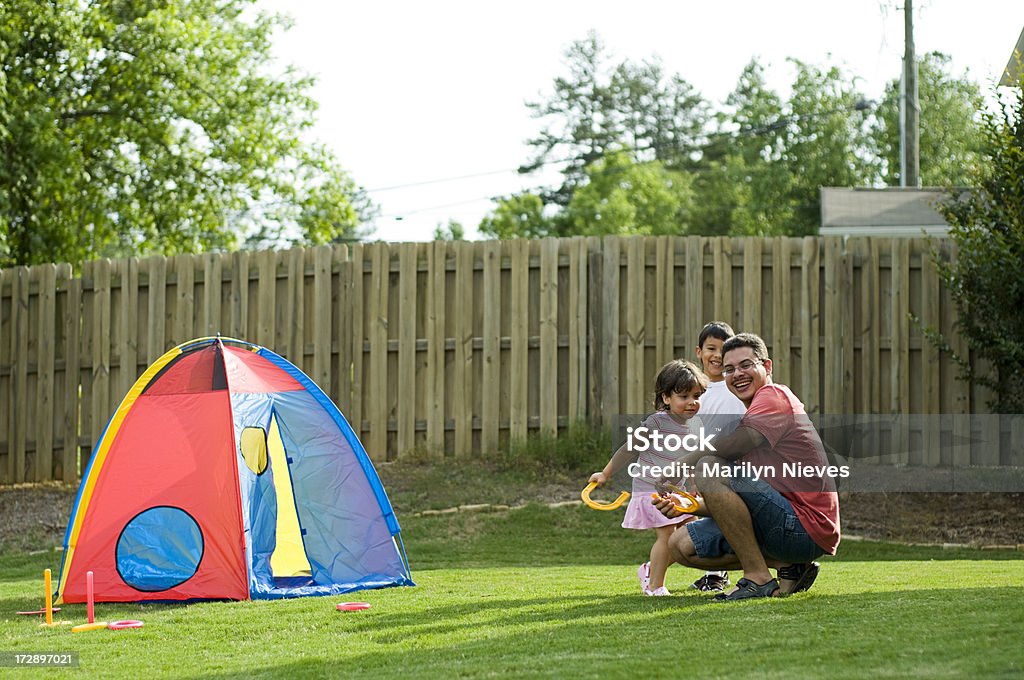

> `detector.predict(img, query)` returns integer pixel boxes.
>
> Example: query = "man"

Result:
[654,333,840,601]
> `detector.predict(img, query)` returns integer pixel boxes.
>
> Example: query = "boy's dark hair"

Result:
[697,321,735,348]
[722,333,769,362]
[653,359,708,411]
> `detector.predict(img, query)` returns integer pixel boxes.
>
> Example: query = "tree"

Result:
[781,60,878,235]
[872,51,985,187]
[691,59,872,236]
[485,32,707,239]
[928,85,1024,413]
[721,153,796,236]
[522,31,618,207]
[497,36,984,241]
[691,59,795,235]
[687,160,740,236]
[607,58,709,172]
[433,219,464,241]
[521,31,708,208]
[0,0,369,267]
[562,152,692,235]
[509,41,878,238]
[478,192,553,239]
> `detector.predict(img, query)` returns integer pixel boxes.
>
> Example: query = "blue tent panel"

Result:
[231,351,413,600]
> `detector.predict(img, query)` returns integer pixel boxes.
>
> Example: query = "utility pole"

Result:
[901,0,920,187]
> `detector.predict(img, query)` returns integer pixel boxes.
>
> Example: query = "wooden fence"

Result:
[0,236,1005,483]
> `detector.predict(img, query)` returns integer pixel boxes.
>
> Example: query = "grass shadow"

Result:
[337,593,706,639]
[187,586,1024,680]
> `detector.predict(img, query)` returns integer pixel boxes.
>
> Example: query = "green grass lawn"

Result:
[2,504,1023,679]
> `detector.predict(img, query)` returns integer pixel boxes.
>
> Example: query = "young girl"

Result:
[588,359,708,596]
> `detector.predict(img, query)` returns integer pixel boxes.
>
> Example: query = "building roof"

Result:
[1000,26,1024,87]
[819,187,951,237]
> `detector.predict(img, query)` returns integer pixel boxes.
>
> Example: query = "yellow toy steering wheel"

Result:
[581,481,630,511]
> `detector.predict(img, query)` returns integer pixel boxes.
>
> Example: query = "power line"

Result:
[369,102,877,221]
[367,102,876,196]
[364,155,576,194]
[365,167,525,193]
[379,195,501,220]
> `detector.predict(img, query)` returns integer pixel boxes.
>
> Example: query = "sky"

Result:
[258,1,1023,242]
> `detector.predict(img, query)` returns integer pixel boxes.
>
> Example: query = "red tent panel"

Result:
[144,347,218,395]
[223,346,302,393]
[61,390,247,602]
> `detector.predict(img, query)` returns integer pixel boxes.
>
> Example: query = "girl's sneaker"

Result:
[646,586,671,596]
[637,562,651,593]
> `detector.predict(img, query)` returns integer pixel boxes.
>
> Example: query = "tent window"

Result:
[116,506,204,592]
[240,427,268,475]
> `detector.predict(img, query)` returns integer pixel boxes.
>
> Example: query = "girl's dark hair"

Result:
[653,359,708,411]
[697,321,735,348]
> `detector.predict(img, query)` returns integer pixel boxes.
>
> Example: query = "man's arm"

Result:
[678,425,766,467]
[654,426,769,517]
[654,425,767,495]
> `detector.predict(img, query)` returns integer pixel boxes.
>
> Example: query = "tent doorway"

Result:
[239,417,312,579]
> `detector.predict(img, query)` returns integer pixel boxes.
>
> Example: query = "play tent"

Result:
[56,336,412,603]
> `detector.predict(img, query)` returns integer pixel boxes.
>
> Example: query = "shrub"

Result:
[931,85,1024,413]
[503,422,612,473]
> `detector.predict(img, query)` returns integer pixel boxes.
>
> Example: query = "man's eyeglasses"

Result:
[722,359,763,377]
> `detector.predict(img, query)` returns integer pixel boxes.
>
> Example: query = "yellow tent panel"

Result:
[268,416,312,577]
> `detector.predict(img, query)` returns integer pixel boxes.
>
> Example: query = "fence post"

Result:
[453,241,474,456]
[337,244,362,435]
[480,241,501,454]
[426,240,447,455]
[624,237,645,415]
[90,259,112,461]
[118,258,139,397]
[509,240,529,443]
[10,268,29,482]
[890,238,910,462]
[567,238,589,423]
[36,265,57,482]
[396,243,417,457]
[539,238,559,435]
[683,236,702,356]
[312,245,333,393]
[713,238,733,330]
[367,243,390,461]
[600,236,620,425]
[56,266,79,481]
[771,237,792,386]
[799,237,820,414]
[742,237,762,334]
[202,252,222,336]
[655,236,675,365]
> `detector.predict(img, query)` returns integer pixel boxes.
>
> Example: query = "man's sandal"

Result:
[777,562,820,594]
[712,577,780,602]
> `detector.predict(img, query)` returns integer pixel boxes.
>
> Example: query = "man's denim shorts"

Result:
[685,474,825,564]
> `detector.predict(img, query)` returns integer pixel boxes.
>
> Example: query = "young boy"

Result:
[688,321,746,592]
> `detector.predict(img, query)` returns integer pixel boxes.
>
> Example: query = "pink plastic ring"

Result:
[107,620,144,630]
[336,602,371,611]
